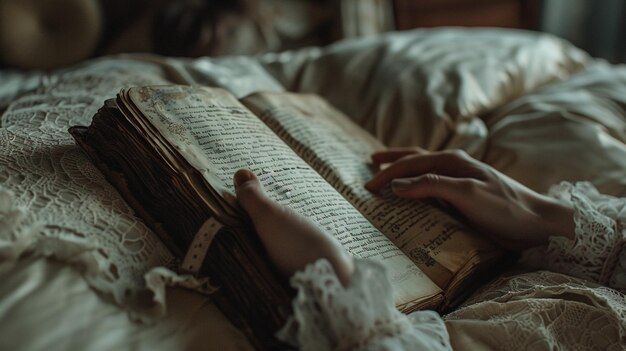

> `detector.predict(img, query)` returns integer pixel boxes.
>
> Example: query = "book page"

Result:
[125,85,441,309]
[242,92,500,290]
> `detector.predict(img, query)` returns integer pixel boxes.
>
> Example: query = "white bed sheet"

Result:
[1,28,625,350]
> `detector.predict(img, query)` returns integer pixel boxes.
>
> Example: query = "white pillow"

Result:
[259,28,591,149]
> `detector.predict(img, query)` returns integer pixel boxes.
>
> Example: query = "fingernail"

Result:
[234,169,255,187]
[391,179,412,191]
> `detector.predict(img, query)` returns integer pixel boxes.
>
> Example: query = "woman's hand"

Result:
[234,169,354,285]
[365,148,575,251]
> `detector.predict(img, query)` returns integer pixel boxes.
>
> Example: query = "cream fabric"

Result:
[446,182,626,351]
[483,62,626,196]
[278,258,452,351]
[524,182,626,289]
[256,29,626,196]
[0,28,625,350]
[0,59,253,350]
[0,257,250,351]
[446,270,625,351]
[258,28,591,151]
[1,59,177,317]
[282,182,625,350]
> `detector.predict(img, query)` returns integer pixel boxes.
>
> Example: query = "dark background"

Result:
[1,0,624,70]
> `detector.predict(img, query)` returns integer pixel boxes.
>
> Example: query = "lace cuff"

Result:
[522,182,626,290]
[277,258,451,351]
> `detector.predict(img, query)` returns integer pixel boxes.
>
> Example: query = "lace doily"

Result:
[0,59,208,321]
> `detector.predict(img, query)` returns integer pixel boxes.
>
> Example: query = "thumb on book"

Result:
[233,168,354,285]
[233,169,273,220]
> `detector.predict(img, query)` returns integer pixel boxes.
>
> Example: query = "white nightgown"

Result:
[279,182,626,351]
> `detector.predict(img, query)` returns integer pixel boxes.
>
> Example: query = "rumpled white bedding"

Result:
[1,28,625,350]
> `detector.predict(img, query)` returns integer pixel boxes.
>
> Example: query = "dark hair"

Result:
[152,0,247,57]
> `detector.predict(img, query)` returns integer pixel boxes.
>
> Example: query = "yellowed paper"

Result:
[126,85,441,308]
[242,92,499,290]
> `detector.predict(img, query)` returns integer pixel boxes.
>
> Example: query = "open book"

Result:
[70,85,504,348]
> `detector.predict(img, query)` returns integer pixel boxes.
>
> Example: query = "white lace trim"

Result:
[522,181,625,290]
[0,60,209,321]
[278,258,451,351]
[280,181,626,350]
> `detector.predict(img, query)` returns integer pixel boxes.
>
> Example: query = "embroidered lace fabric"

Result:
[277,258,452,351]
[446,270,625,351]
[529,181,626,291]
[0,60,210,321]
[281,182,626,350]
[2,58,625,349]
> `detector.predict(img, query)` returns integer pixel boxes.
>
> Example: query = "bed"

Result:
[1,28,625,350]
